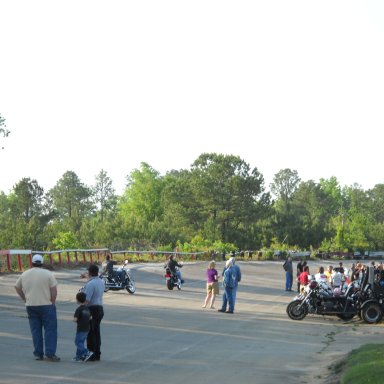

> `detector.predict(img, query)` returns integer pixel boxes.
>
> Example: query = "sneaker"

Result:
[72,356,84,362]
[83,351,94,362]
[35,355,44,361]
[45,355,61,362]
[87,354,100,362]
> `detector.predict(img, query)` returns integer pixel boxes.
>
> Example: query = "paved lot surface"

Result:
[1,260,384,384]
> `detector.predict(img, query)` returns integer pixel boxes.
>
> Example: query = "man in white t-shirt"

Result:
[331,270,342,288]
[15,254,60,361]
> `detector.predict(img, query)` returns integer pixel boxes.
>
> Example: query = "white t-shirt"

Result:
[331,271,342,287]
[15,267,57,306]
[315,273,328,283]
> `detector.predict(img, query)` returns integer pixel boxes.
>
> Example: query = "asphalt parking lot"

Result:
[1,259,384,384]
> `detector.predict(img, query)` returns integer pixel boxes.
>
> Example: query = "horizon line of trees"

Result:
[1,153,384,255]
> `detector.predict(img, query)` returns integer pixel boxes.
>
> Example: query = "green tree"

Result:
[270,169,301,245]
[290,180,335,248]
[1,178,50,249]
[92,169,117,222]
[118,163,164,244]
[49,171,94,233]
[189,153,266,247]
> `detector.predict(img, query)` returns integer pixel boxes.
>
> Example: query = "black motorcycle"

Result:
[100,260,136,294]
[286,269,383,324]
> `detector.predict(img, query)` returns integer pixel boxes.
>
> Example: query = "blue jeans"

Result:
[220,286,234,312]
[75,331,89,358]
[285,272,293,291]
[26,305,57,358]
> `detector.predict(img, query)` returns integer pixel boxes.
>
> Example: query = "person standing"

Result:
[283,256,293,291]
[218,259,236,314]
[83,264,105,362]
[14,254,60,361]
[229,256,241,309]
[298,265,310,292]
[202,260,219,309]
[72,292,93,362]
[296,259,304,292]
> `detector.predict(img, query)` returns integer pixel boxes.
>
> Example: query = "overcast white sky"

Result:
[1,1,383,196]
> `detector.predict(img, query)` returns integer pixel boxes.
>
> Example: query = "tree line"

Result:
[1,153,384,255]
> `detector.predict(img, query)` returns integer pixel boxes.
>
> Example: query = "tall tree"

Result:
[49,171,93,232]
[270,169,301,245]
[118,163,164,243]
[3,178,50,249]
[190,153,266,246]
[92,169,116,222]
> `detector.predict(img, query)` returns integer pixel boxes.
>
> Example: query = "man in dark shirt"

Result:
[166,255,183,282]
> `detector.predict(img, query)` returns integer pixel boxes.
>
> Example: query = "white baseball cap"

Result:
[32,254,44,264]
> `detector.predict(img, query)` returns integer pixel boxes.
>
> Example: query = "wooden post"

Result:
[6,253,11,271]
[17,254,22,271]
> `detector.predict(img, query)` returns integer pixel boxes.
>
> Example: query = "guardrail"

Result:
[0,249,208,272]
[0,249,109,272]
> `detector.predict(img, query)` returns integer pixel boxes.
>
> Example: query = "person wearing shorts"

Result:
[202,260,219,309]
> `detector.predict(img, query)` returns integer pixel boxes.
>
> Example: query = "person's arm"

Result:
[15,286,26,303]
[50,286,57,305]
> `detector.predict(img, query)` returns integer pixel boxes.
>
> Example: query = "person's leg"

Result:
[75,331,87,358]
[288,273,293,290]
[232,286,237,306]
[26,306,44,359]
[42,305,58,357]
[203,292,211,307]
[87,306,104,360]
[226,287,234,313]
[219,290,227,312]
[285,272,290,290]
[210,294,216,308]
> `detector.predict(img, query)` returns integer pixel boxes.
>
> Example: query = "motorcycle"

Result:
[286,268,383,324]
[164,265,183,290]
[100,260,136,294]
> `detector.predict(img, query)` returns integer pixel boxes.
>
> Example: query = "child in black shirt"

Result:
[73,292,93,362]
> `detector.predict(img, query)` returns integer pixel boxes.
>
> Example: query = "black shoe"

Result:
[45,355,60,362]
[35,355,44,361]
[88,355,100,362]
[225,310,234,314]
[217,309,225,313]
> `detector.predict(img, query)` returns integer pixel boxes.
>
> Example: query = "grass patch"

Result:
[337,344,384,384]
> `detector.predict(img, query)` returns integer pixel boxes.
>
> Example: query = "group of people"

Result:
[14,252,244,362]
[15,254,105,363]
[202,257,241,314]
[283,257,384,294]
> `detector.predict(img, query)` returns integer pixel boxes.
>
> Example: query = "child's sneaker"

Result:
[83,351,94,362]
[72,356,84,362]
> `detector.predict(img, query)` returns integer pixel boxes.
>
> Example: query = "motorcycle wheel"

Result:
[361,302,383,324]
[286,300,308,320]
[336,313,355,321]
[102,277,109,292]
[125,278,136,294]
[167,280,174,290]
